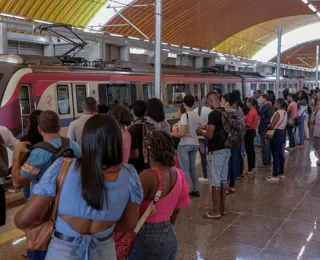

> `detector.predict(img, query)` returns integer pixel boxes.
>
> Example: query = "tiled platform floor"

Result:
[1,141,320,260]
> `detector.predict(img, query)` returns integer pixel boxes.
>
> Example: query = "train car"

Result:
[0,54,242,137]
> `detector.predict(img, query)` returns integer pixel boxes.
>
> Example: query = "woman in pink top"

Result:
[244,98,260,177]
[129,130,190,260]
[286,93,298,150]
[109,105,132,163]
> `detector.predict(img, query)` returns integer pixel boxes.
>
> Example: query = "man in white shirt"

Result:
[67,97,97,146]
[0,126,18,226]
[194,96,212,183]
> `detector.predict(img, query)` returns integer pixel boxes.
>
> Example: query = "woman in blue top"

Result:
[14,115,144,260]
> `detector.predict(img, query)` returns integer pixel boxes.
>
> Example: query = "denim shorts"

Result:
[208,149,231,186]
[129,221,178,260]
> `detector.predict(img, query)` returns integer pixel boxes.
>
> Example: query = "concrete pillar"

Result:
[88,41,104,61]
[205,58,215,67]
[120,46,130,61]
[235,61,239,71]
[147,50,168,64]
[195,56,204,69]
[0,23,8,54]
[44,44,54,57]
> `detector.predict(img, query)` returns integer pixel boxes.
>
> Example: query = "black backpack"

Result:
[0,135,9,178]
[216,108,246,149]
[30,137,75,165]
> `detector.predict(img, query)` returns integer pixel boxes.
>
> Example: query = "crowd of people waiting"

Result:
[0,85,319,260]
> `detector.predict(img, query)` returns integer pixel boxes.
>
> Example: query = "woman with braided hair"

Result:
[129,130,190,260]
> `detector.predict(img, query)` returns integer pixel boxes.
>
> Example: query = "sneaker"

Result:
[199,177,208,184]
[279,174,285,179]
[257,163,270,169]
[285,147,294,152]
[266,176,280,181]
[189,191,200,197]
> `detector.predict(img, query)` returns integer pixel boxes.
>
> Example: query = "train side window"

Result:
[98,84,134,109]
[76,85,87,113]
[167,84,188,105]
[19,85,30,115]
[57,85,70,115]
[143,84,155,101]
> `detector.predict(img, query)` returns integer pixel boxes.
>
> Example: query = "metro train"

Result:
[0,54,316,138]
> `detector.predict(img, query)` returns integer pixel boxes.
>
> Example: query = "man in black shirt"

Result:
[197,92,231,220]
[258,94,274,168]
[128,100,148,173]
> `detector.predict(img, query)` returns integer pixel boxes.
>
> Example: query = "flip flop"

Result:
[203,212,221,220]
[221,211,227,216]
[228,188,236,193]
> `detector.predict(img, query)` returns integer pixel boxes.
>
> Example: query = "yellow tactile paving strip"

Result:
[0,229,24,244]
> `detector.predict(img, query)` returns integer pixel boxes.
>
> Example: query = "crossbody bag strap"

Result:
[50,158,73,222]
[134,167,163,233]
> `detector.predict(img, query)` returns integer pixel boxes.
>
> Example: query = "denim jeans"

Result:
[260,135,271,166]
[287,126,295,148]
[245,129,256,171]
[298,115,306,145]
[270,129,286,177]
[177,145,199,192]
[228,148,240,188]
[208,149,231,187]
[238,147,244,176]
[199,139,208,179]
[129,221,177,260]
[46,236,116,260]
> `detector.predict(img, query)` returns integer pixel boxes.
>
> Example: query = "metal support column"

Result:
[155,0,162,99]
[316,45,319,89]
[276,26,282,99]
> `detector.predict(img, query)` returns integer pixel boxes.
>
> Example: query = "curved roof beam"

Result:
[253,22,320,62]
[87,0,136,30]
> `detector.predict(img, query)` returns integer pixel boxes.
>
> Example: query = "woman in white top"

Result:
[172,95,200,197]
[297,90,309,148]
[266,98,288,182]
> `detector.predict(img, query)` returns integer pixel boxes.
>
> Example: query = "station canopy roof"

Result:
[1,0,320,68]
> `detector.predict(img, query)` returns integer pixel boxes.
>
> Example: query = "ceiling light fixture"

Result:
[182,51,190,55]
[193,48,200,51]
[301,0,308,3]
[34,19,53,24]
[317,12,320,17]
[109,33,123,37]
[128,36,140,40]
[162,49,170,52]
[308,4,317,12]
[171,44,180,48]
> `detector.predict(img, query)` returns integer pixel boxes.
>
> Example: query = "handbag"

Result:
[24,158,72,251]
[113,167,163,259]
[265,111,286,140]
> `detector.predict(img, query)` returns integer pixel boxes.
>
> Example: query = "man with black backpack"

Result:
[11,110,81,196]
[0,126,18,226]
[197,92,233,219]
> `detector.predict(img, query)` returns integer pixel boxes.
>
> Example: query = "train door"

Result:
[71,83,88,119]
[19,84,33,136]
[56,83,74,136]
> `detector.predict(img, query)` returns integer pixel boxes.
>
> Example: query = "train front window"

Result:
[167,84,189,105]
[76,85,87,113]
[143,84,155,101]
[19,85,30,115]
[57,85,70,115]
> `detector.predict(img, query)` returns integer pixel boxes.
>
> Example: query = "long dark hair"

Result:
[78,115,122,210]
[21,110,43,146]
[248,97,259,113]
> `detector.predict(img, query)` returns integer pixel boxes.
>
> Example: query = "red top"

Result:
[245,108,259,130]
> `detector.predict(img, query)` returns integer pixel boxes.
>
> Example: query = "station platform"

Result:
[0,141,319,260]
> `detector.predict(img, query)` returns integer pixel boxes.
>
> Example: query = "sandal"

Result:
[228,188,236,193]
[203,212,221,220]
[221,211,227,216]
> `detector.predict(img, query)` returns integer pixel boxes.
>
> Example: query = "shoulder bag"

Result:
[113,167,163,259]
[24,158,72,251]
[265,111,286,140]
